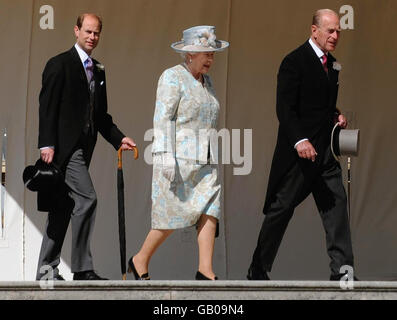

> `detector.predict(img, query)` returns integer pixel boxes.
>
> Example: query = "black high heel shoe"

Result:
[195,271,218,280]
[127,257,150,280]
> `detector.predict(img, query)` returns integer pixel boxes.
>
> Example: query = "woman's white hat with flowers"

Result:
[171,25,229,53]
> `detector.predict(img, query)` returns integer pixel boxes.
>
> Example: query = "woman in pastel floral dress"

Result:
[128,26,229,280]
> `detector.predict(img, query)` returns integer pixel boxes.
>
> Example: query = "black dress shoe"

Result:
[247,266,270,280]
[330,273,359,281]
[195,271,218,280]
[73,270,108,280]
[54,274,65,281]
[127,257,150,280]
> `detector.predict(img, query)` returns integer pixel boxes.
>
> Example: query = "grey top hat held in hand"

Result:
[171,25,229,53]
[331,123,360,161]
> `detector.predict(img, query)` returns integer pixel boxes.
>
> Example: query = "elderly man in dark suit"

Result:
[36,13,136,281]
[248,9,356,281]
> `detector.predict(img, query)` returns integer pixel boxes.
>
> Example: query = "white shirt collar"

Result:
[308,38,327,59]
[74,43,91,65]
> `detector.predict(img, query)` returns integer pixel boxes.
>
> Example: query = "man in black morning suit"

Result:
[37,13,136,281]
[248,9,356,281]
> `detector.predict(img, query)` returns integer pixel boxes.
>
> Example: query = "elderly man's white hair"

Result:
[312,9,339,27]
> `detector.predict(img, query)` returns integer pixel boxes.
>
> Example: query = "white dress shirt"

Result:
[74,43,91,66]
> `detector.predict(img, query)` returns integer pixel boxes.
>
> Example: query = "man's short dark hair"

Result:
[76,13,102,32]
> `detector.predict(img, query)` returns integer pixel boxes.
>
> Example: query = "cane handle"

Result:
[118,146,139,169]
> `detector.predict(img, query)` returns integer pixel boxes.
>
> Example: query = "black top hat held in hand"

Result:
[23,159,63,192]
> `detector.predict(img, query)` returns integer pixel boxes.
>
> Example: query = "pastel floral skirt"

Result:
[151,158,221,229]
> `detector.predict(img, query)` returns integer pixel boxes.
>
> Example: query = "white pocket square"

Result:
[100,81,104,86]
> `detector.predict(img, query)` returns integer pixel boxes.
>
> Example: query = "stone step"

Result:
[1,280,397,300]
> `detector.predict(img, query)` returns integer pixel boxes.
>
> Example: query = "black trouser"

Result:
[251,146,354,276]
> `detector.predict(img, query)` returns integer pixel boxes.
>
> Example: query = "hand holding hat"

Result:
[23,159,63,192]
[336,114,348,129]
[331,122,360,161]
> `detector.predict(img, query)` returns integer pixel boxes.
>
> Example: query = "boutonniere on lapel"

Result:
[332,61,342,71]
[96,63,105,71]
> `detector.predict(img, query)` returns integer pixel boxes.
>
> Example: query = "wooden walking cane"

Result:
[117,146,138,280]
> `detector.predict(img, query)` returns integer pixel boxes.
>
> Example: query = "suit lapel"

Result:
[327,53,338,85]
[92,59,102,111]
[69,47,90,93]
[302,41,329,84]
[303,41,339,86]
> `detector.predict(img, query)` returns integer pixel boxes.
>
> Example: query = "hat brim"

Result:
[171,40,229,53]
[23,165,38,189]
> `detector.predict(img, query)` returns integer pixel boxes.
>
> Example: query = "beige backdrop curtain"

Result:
[0,0,396,280]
